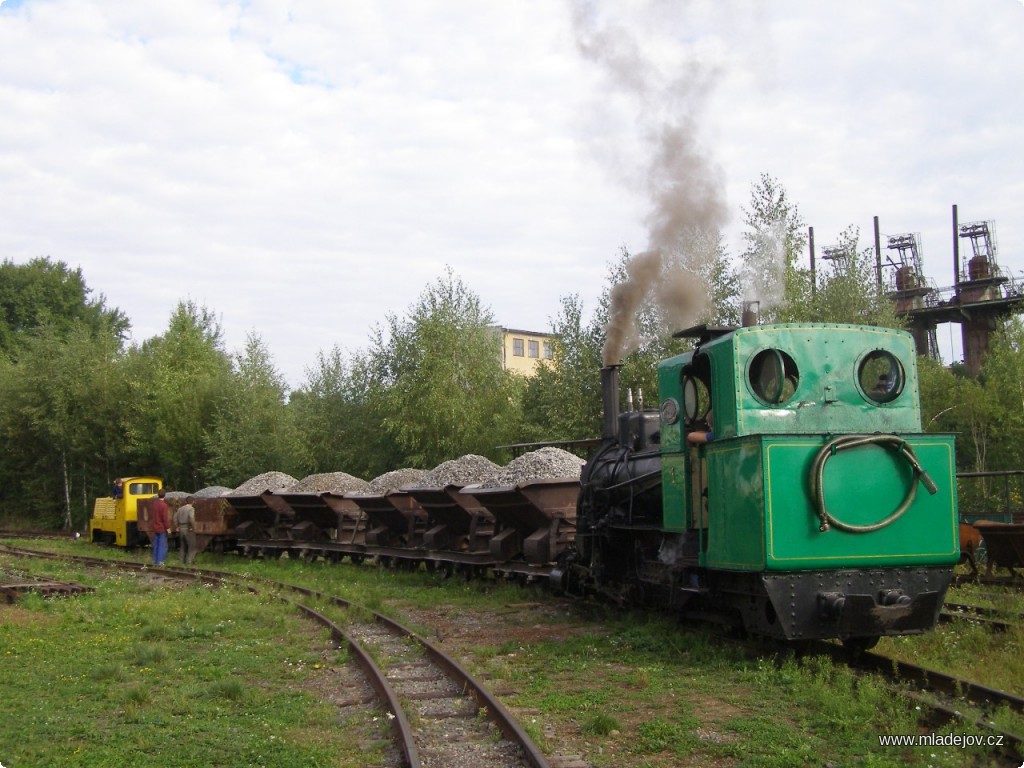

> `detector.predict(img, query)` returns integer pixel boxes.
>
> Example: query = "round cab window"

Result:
[859,350,904,404]
[681,374,710,421]
[748,349,799,405]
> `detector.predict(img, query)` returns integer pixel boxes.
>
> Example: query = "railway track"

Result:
[0,562,94,603]
[953,574,1024,589]
[940,601,1022,632]
[0,542,556,768]
[803,640,1024,763]
[7,534,1024,764]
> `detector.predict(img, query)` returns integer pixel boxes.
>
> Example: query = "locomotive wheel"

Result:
[425,560,450,578]
[842,635,880,656]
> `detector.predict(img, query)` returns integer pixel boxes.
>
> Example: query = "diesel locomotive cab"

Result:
[89,476,163,547]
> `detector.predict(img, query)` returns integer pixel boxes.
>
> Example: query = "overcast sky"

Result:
[2,0,1021,388]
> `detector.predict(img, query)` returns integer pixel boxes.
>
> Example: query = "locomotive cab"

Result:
[568,322,957,646]
[89,476,163,547]
[657,323,958,643]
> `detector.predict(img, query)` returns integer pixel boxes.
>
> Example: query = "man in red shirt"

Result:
[150,489,170,566]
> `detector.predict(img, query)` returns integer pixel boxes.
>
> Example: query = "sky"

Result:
[1,0,1022,388]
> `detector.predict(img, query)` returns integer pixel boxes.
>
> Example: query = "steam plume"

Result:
[569,2,730,365]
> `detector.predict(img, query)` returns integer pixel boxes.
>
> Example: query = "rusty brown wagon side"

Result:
[460,477,579,578]
[138,495,237,556]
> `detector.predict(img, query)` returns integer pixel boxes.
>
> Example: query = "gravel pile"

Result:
[193,486,232,498]
[165,491,191,502]
[355,468,427,495]
[478,447,585,489]
[228,471,298,496]
[285,472,369,494]
[408,455,502,488]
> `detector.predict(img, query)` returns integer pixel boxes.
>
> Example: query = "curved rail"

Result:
[0,542,550,768]
[809,639,1024,760]
[293,602,420,768]
[203,567,551,768]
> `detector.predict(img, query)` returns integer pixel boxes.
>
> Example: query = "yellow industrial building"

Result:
[497,327,555,376]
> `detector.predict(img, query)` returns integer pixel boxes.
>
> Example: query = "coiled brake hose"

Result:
[809,434,938,533]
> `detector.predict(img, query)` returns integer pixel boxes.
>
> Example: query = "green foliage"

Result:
[0,568,370,768]
[363,268,524,469]
[134,642,168,666]
[739,173,811,323]
[0,257,129,359]
[977,318,1024,470]
[203,333,307,487]
[583,711,622,736]
[522,294,604,442]
[739,175,899,328]
[0,323,131,526]
[291,346,389,478]
[920,319,1024,516]
[126,301,234,491]
[0,259,136,526]
[795,226,900,327]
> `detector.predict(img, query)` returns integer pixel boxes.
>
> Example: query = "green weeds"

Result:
[0,557,373,768]
[6,540,1023,767]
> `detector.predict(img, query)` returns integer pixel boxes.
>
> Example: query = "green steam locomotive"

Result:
[564,322,958,649]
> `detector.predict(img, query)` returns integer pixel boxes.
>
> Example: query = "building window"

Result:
[513,338,524,356]
[528,340,539,358]
[543,341,553,359]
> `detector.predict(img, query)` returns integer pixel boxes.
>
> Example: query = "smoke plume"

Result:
[741,221,788,312]
[569,2,730,365]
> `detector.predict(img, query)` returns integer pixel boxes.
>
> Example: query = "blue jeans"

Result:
[152,532,167,565]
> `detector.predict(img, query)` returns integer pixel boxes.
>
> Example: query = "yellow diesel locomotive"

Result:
[88,476,162,547]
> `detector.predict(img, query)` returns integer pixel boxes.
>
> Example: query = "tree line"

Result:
[2,176,1021,529]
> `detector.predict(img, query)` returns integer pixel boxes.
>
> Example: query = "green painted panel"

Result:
[657,362,684,453]
[660,453,689,532]
[731,325,921,437]
[705,438,766,570]
[763,435,959,569]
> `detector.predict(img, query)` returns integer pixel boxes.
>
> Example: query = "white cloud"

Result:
[1,0,1021,384]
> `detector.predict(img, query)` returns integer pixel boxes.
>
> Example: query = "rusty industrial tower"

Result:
[812,205,1024,377]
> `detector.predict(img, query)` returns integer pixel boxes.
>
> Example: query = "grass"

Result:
[4,541,1023,766]
[478,611,1012,767]
[0,550,389,768]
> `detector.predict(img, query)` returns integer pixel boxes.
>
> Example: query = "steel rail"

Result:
[809,640,1024,761]
[196,571,552,768]
[294,602,420,768]
[1,543,550,768]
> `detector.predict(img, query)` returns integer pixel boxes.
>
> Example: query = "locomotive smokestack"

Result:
[601,365,621,440]
[742,300,760,327]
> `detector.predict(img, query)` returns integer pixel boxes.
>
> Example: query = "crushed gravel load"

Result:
[354,468,427,495]
[228,471,298,496]
[193,486,232,498]
[285,472,369,494]
[478,447,585,489]
[165,491,191,502]
[408,455,502,488]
